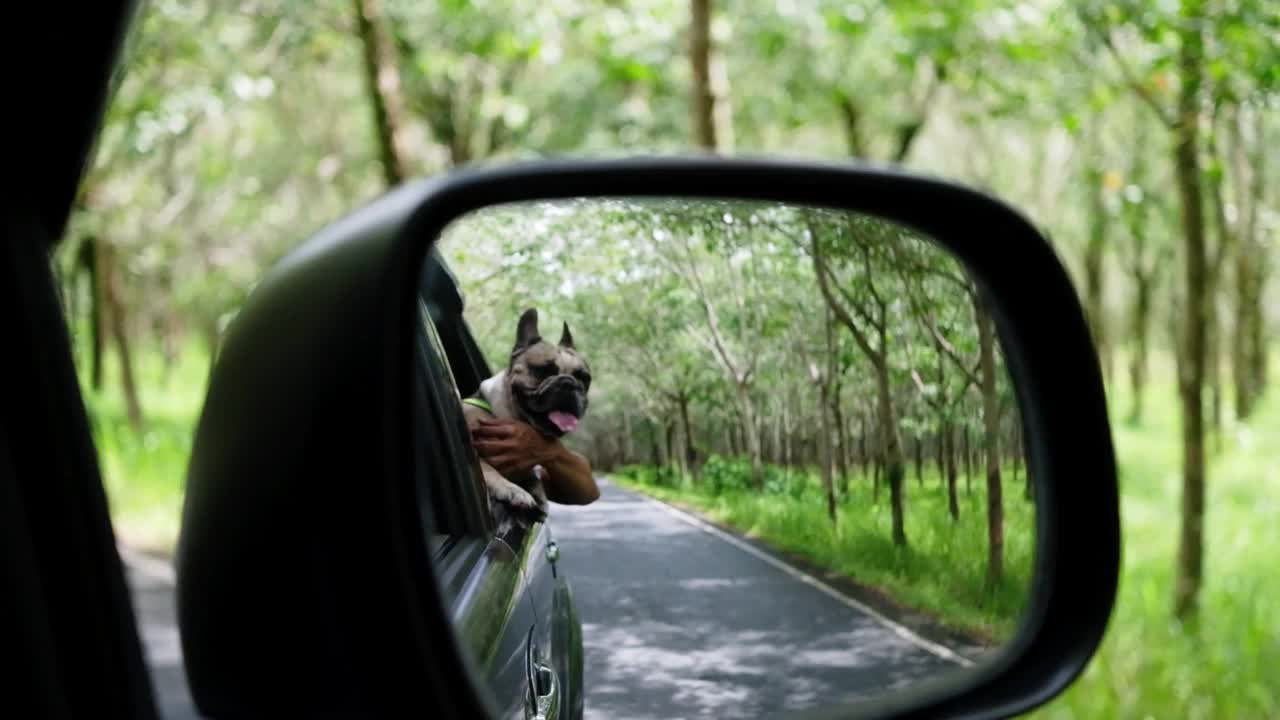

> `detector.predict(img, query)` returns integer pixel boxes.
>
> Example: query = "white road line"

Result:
[118,545,176,586]
[609,479,975,667]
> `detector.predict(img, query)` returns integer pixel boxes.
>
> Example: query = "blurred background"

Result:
[63,1,1277,718]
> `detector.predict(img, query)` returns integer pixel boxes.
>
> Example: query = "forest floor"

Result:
[87,345,1279,719]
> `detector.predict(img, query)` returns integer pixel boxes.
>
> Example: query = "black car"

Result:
[415,250,584,720]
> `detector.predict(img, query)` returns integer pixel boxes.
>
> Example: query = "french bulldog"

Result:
[462,308,592,522]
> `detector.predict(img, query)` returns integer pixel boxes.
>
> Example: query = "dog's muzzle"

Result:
[527,375,587,426]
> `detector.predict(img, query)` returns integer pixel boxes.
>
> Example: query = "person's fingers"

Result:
[472,430,513,445]
[473,440,508,456]
[472,424,514,440]
[493,457,526,474]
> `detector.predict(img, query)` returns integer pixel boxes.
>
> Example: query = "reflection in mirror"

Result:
[415,198,1033,719]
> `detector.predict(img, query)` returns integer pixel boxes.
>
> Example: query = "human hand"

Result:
[471,417,558,476]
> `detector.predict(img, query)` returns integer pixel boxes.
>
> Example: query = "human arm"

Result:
[470,417,600,505]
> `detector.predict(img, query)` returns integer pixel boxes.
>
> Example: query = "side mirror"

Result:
[175,157,1119,720]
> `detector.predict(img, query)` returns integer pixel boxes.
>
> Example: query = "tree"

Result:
[808,211,909,546]
[353,0,415,185]
[1169,0,1209,621]
[900,263,978,521]
[689,0,718,149]
[807,308,841,524]
[1082,0,1214,620]
[661,208,768,489]
[1115,105,1173,425]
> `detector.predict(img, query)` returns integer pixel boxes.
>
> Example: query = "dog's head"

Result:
[506,308,591,438]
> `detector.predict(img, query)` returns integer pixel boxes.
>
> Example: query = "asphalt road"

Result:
[121,550,201,720]
[546,479,971,720]
[123,477,974,720]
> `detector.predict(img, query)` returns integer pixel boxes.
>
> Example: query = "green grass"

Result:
[80,341,209,554]
[1027,353,1280,720]
[613,458,1036,643]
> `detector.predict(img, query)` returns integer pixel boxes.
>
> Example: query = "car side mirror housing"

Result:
[175,157,1120,720]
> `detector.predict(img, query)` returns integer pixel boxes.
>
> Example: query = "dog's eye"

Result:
[573,369,591,386]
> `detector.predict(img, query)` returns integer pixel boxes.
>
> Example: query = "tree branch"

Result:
[929,319,981,388]
[1080,16,1176,127]
[808,215,882,366]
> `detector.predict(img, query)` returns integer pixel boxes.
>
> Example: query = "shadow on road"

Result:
[549,479,973,720]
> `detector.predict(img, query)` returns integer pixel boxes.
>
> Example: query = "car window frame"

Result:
[414,291,495,547]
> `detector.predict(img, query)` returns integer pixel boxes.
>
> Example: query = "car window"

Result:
[413,296,493,548]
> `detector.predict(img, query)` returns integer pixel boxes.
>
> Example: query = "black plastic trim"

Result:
[177,156,1120,720]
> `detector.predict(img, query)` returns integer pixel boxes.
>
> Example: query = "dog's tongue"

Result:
[548,411,579,433]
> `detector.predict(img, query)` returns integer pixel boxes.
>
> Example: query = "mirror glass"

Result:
[413,197,1034,719]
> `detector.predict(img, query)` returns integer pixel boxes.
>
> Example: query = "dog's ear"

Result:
[514,308,541,352]
[558,321,575,349]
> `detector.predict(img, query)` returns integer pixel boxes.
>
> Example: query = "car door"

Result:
[418,251,579,719]
[413,289,548,719]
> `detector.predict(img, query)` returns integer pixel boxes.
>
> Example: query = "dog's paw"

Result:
[491,478,538,510]
[483,464,548,523]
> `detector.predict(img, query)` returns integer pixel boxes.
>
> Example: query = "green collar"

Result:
[462,397,492,413]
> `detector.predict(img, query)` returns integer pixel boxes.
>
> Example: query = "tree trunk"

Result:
[913,435,924,487]
[1122,115,1155,426]
[857,420,867,476]
[1129,271,1153,424]
[97,241,143,432]
[353,0,413,186]
[831,388,849,488]
[1232,266,1256,419]
[778,394,788,468]
[1083,162,1110,385]
[1172,0,1208,621]
[1207,297,1223,441]
[665,421,677,471]
[836,95,866,157]
[688,0,718,150]
[78,235,105,391]
[622,409,634,463]
[1205,138,1231,441]
[962,424,972,494]
[875,362,907,547]
[935,427,946,485]
[872,439,882,502]
[1011,421,1023,483]
[977,296,1004,585]
[1023,419,1036,502]
[159,307,179,384]
[679,392,697,481]
[1248,284,1267,401]
[944,421,959,521]
[734,385,764,490]
[817,383,837,524]
[1246,108,1268,402]
[1233,109,1269,420]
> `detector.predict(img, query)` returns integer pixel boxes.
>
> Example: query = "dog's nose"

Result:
[549,374,581,392]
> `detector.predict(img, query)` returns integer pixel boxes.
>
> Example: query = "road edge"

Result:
[606,476,999,664]
[118,543,177,585]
